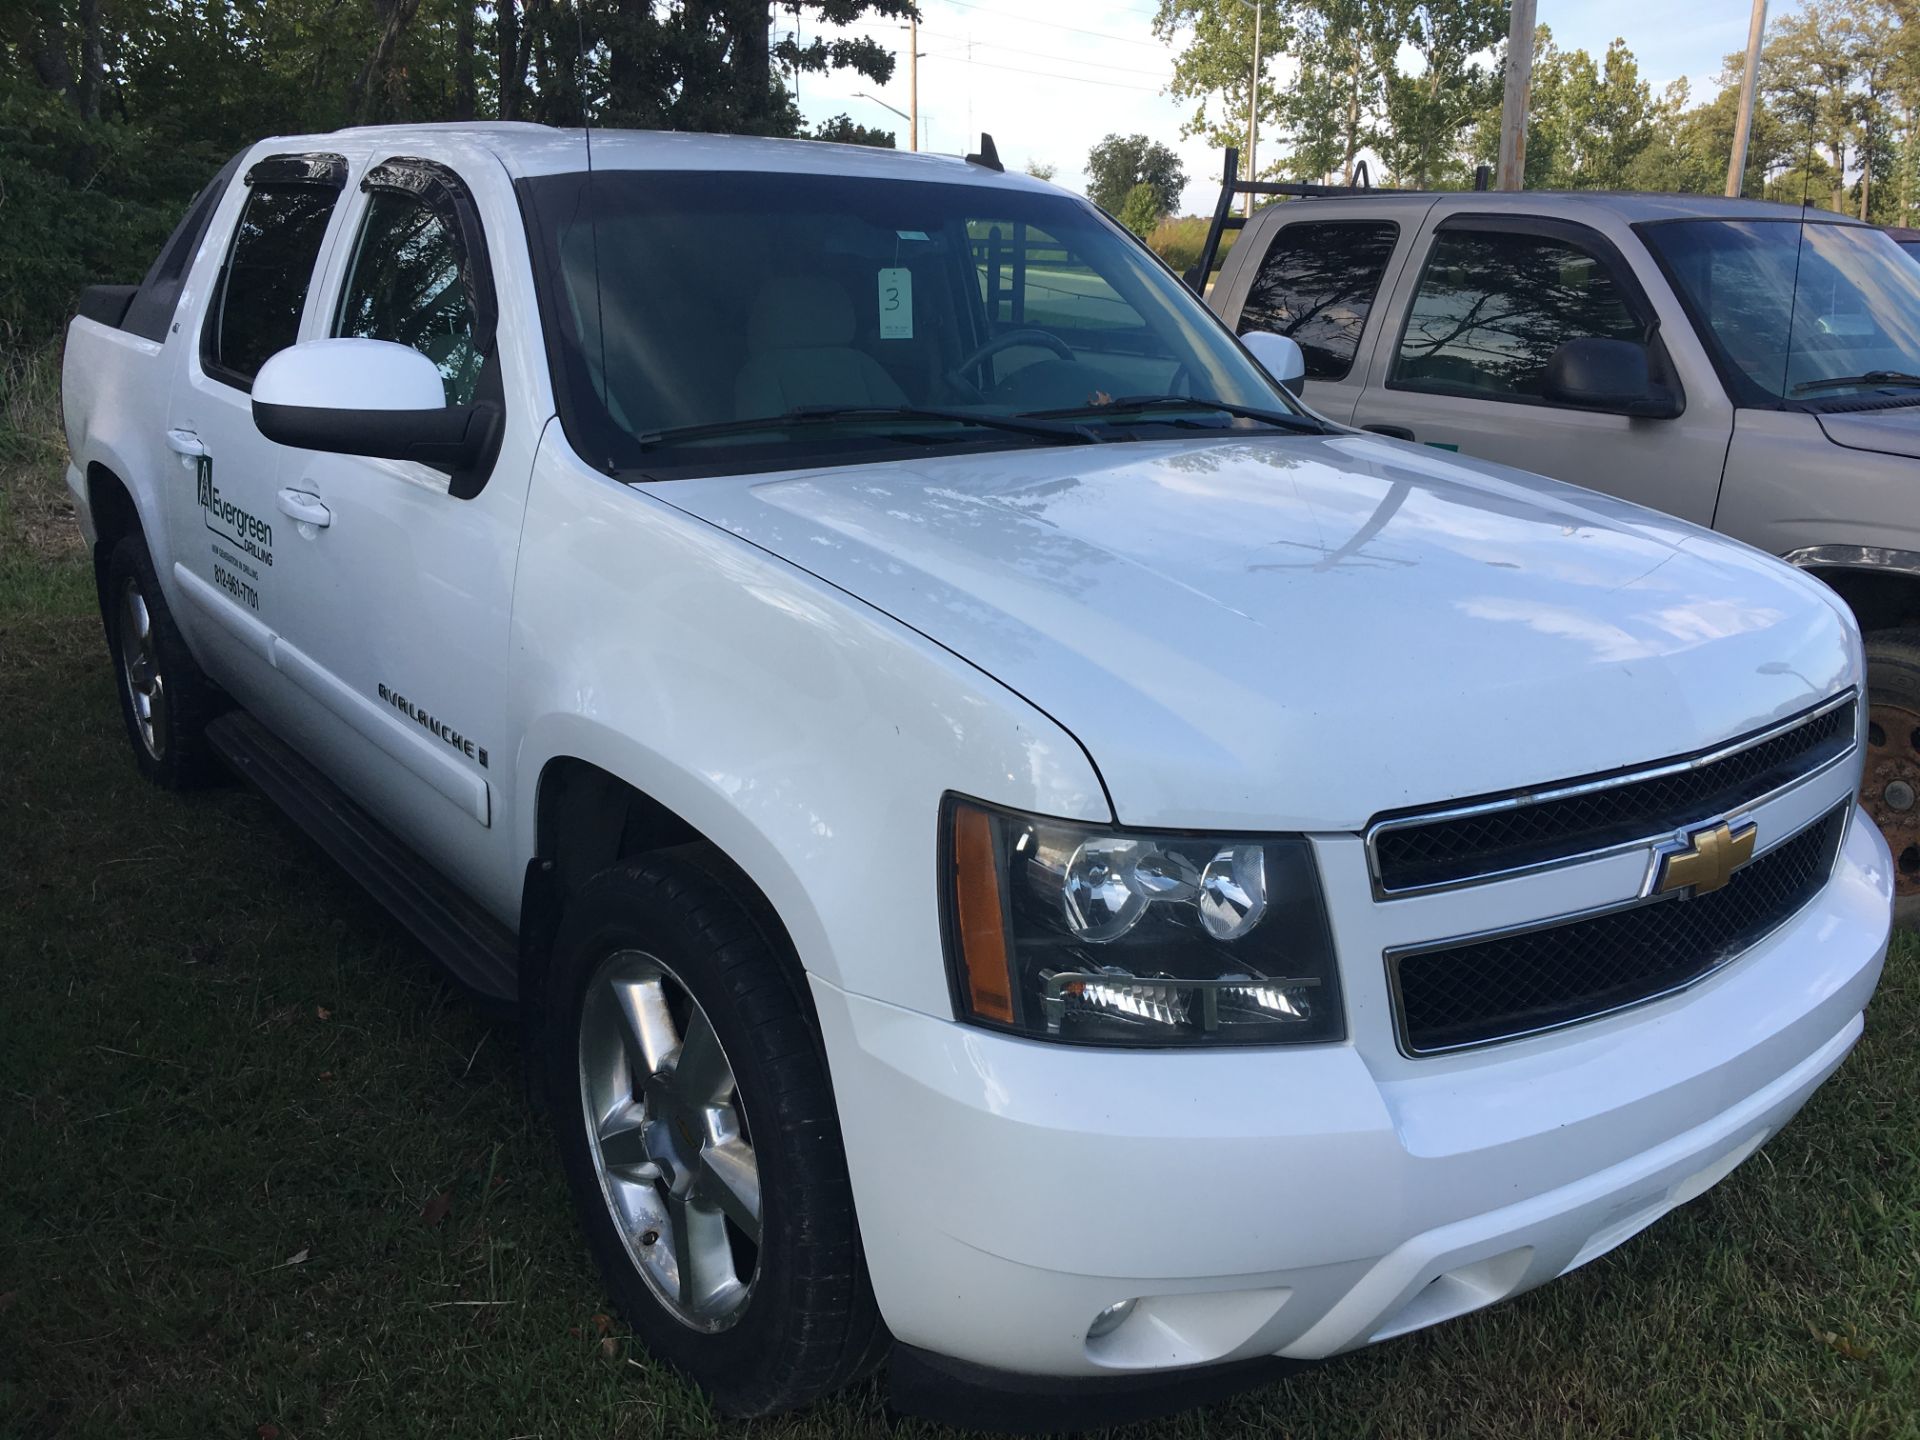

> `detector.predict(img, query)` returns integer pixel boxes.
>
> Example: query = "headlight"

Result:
[941,797,1343,1047]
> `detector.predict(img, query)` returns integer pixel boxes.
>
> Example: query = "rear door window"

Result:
[203,175,342,389]
[1391,226,1645,401]
[1238,220,1399,381]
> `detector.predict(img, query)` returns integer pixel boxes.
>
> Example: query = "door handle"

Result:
[1363,424,1417,441]
[166,428,206,459]
[276,488,332,529]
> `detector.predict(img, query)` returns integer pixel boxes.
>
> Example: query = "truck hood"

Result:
[656,435,1855,829]
[1817,405,1920,461]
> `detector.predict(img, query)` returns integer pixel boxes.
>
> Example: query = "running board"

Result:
[205,709,520,1004]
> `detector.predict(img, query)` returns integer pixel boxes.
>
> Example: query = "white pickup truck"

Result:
[61,123,1891,1426]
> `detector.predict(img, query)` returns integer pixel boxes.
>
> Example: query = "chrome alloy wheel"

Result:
[116,576,168,761]
[578,950,761,1332]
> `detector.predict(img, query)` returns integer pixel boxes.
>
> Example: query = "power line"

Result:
[918,32,1172,78]
[922,51,1167,93]
[930,0,1171,50]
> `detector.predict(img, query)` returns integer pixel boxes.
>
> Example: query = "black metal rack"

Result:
[1183,147,1486,293]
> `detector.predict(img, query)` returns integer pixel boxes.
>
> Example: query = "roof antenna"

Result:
[966,132,1004,172]
[574,4,611,467]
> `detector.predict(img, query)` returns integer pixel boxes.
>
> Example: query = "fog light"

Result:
[1086,1297,1137,1339]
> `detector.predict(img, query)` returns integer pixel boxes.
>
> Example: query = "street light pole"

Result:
[1496,0,1536,190]
[909,15,919,152]
[1726,0,1768,197]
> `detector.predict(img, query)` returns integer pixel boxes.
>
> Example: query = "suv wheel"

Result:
[546,852,885,1414]
[104,533,220,789]
[1864,631,1920,920]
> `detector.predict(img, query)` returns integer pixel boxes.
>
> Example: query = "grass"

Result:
[2,349,1918,1438]
[1145,216,1238,281]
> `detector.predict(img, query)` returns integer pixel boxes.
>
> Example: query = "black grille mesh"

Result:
[1373,700,1854,892]
[1391,807,1847,1054]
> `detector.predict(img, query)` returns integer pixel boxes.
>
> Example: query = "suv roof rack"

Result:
[1183,147,1484,293]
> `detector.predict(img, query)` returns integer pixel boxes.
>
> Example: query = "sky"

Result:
[791,0,1783,214]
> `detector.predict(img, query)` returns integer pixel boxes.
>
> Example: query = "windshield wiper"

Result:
[1790,370,1920,395]
[636,404,1098,450]
[1019,394,1331,433]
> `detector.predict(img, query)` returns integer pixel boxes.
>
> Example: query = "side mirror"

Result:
[1241,330,1307,397]
[1541,337,1681,419]
[252,338,500,468]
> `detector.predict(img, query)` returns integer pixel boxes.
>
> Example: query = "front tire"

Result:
[103,533,221,789]
[546,852,884,1415]
[1863,629,1920,920]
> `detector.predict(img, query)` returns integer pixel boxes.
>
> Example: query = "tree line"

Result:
[1,0,911,346]
[1156,0,1920,218]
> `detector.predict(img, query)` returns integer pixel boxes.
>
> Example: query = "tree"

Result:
[1279,0,1397,184]
[1118,181,1164,236]
[1085,133,1187,216]
[1763,0,1872,212]
[1375,0,1506,188]
[1471,27,1661,190]
[810,113,895,147]
[0,0,929,348]
[1154,0,1293,165]
[1024,159,1057,181]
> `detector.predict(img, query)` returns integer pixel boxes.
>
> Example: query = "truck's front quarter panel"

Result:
[507,433,1111,1018]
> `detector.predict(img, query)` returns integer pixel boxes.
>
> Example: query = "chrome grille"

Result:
[1369,695,1856,895]
[1387,806,1848,1056]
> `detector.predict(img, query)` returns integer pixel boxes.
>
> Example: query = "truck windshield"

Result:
[519,168,1313,475]
[1643,218,1920,407]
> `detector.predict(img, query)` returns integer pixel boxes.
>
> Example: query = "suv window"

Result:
[1238,220,1399,381]
[1392,227,1644,401]
[334,188,486,405]
[203,183,340,388]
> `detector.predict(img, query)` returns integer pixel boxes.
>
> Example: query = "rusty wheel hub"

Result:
[1863,701,1920,895]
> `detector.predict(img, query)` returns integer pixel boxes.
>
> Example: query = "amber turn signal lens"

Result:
[951,802,1016,1023]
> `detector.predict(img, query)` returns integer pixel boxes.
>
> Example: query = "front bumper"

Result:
[813,809,1891,1380]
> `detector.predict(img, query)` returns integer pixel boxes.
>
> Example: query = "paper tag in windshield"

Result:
[878,268,913,339]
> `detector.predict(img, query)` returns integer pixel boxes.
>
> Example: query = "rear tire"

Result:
[546,851,885,1415]
[103,533,221,789]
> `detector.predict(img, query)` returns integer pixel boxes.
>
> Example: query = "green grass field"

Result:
[2,359,1917,1438]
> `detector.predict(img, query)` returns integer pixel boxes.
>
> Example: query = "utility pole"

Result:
[1726,0,1768,197]
[909,15,919,152]
[1496,0,1536,190]
[1241,0,1263,216]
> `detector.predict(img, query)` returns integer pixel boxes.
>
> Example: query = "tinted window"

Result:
[204,183,339,387]
[1392,227,1643,401]
[1644,219,1920,405]
[522,169,1310,477]
[335,189,486,404]
[1239,220,1399,380]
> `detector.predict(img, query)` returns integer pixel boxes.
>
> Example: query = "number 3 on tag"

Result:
[878,267,913,339]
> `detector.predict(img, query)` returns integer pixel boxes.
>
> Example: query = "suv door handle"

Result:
[166,428,206,457]
[1363,424,1417,441]
[276,489,332,529]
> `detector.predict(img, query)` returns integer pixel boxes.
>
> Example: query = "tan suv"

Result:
[1199,165,1920,916]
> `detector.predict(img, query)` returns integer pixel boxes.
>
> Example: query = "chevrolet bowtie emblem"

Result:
[1654,820,1758,897]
